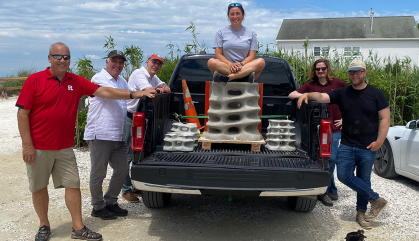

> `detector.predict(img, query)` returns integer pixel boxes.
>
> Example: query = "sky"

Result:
[0,0,418,77]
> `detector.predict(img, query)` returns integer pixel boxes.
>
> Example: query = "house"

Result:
[275,16,419,65]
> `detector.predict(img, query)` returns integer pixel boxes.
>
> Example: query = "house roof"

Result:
[276,16,419,40]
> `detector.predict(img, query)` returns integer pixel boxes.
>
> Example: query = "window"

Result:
[344,47,361,58]
[314,46,330,57]
[314,47,321,56]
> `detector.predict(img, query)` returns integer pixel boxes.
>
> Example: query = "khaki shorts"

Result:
[26,148,80,192]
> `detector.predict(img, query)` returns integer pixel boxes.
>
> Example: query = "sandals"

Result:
[35,225,51,241]
[71,226,102,240]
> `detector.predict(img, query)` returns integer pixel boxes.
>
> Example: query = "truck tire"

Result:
[287,196,317,212]
[142,191,172,208]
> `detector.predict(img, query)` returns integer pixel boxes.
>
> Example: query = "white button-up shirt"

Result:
[84,68,130,141]
[126,66,165,113]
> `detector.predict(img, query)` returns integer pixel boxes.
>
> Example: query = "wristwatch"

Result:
[130,91,133,99]
[240,62,244,66]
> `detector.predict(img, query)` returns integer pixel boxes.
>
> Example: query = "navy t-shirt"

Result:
[327,85,389,149]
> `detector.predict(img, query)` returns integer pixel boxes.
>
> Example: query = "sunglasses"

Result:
[229,3,242,7]
[151,59,163,66]
[50,54,71,60]
[348,70,365,76]
[316,67,327,71]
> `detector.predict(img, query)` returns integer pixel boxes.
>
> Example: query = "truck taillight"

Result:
[131,113,145,152]
[319,119,332,158]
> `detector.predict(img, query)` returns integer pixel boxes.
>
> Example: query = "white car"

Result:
[374,120,419,182]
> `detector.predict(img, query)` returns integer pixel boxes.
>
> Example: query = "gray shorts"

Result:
[26,148,80,192]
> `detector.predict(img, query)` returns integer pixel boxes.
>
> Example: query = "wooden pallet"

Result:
[198,133,266,152]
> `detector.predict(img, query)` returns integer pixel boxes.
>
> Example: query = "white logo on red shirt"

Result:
[68,85,73,91]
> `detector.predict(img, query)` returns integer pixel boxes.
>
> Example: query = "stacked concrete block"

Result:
[163,123,198,152]
[170,123,198,139]
[206,82,261,141]
[265,119,296,151]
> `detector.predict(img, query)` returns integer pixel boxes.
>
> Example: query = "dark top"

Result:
[297,78,347,133]
[328,85,389,149]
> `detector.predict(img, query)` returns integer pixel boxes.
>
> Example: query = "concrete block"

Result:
[265,119,296,151]
[163,122,198,151]
[206,82,261,141]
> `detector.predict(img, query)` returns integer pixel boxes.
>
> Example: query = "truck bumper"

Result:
[133,180,327,197]
[131,163,331,197]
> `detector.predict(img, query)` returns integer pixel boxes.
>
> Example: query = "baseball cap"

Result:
[148,54,164,64]
[108,50,127,61]
[347,59,366,72]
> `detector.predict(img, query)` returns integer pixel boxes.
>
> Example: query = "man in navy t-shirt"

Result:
[289,58,347,207]
[297,59,390,230]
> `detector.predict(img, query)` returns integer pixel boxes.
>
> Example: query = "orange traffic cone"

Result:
[182,79,202,129]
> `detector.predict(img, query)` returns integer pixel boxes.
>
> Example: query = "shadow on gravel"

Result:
[373,169,419,192]
[144,194,340,241]
[390,175,419,191]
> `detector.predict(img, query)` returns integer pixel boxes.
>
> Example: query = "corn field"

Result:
[269,47,419,126]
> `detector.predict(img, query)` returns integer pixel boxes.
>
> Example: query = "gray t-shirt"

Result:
[213,26,258,63]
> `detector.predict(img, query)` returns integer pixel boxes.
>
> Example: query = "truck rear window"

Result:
[174,58,294,96]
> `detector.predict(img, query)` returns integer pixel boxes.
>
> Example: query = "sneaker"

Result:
[122,192,140,203]
[71,225,102,241]
[213,71,229,84]
[106,204,128,217]
[328,193,338,201]
[365,197,388,221]
[356,211,372,229]
[35,225,51,241]
[91,207,117,220]
[318,193,333,207]
[247,72,255,83]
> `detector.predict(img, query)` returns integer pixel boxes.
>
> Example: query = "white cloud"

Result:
[0,0,417,76]
[85,55,101,59]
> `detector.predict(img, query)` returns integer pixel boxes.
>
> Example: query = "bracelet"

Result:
[240,62,244,66]
[130,91,133,99]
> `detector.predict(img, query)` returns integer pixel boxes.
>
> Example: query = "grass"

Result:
[1,67,36,96]
[268,47,419,125]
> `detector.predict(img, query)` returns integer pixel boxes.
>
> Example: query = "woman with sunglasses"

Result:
[288,58,347,207]
[207,3,265,84]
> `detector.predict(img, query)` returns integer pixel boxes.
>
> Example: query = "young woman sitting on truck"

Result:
[207,3,265,84]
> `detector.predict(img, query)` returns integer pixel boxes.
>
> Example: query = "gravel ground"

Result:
[1,95,419,241]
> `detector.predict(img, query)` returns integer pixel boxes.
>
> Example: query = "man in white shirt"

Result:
[122,54,170,202]
[84,50,156,219]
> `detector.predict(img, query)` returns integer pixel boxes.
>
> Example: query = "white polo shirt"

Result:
[126,66,165,113]
[84,68,130,141]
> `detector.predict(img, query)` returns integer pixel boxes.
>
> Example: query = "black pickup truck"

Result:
[130,54,332,212]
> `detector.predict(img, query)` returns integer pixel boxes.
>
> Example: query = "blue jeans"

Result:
[336,144,379,211]
[326,132,340,196]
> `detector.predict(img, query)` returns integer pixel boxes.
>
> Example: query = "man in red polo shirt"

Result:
[288,58,347,207]
[16,42,154,241]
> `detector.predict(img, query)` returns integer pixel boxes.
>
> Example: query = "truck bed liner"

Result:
[141,143,321,171]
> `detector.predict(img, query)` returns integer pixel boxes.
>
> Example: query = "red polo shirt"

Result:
[297,78,347,133]
[16,67,99,150]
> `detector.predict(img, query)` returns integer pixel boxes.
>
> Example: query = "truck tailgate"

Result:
[131,144,331,190]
